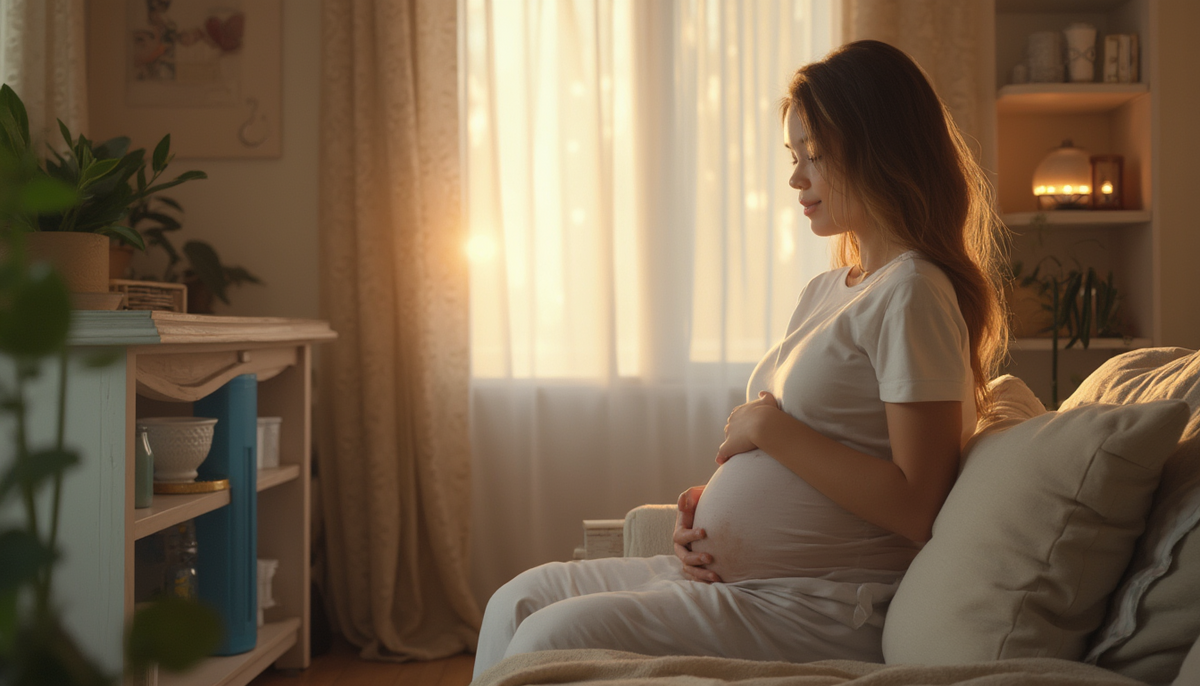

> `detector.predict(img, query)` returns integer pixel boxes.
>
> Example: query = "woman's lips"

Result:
[801,200,821,216]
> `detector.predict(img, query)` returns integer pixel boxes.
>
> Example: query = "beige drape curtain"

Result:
[317,0,481,661]
[0,0,87,147]
[842,0,997,176]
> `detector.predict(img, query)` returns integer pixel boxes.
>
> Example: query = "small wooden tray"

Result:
[154,479,229,494]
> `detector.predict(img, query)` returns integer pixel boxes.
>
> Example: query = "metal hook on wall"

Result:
[238,97,269,148]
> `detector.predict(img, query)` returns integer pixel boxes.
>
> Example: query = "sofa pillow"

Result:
[881,396,1190,664]
[1061,348,1200,685]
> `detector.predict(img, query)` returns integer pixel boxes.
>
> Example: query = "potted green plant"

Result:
[0,83,206,303]
[1012,256,1123,408]
[130,196,263,314]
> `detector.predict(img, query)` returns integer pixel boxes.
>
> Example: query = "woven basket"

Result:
[109,279,187,313]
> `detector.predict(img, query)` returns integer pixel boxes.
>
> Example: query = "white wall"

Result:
[93,0,322,319]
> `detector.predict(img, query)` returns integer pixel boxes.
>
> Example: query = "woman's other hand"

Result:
[716,391,780,465]
[673,485,721,583]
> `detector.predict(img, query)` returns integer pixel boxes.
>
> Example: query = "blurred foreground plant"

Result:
[0,93,221,685]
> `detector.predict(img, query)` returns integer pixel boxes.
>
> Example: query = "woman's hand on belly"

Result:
[716,392,781,465]
[673,485,723,583]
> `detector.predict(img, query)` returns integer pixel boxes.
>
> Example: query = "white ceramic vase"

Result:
[1064,23,1098,83]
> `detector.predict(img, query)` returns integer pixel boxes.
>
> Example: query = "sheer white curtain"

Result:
[464,0,834,604]
[0,0,88,148]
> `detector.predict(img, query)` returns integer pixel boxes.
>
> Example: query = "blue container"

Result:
[194,374,258,655]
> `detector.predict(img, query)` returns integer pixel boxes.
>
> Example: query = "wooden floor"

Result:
[249,639,475,686]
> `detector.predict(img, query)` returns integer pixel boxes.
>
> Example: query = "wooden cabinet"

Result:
[993,0,1157,404]
[51,311,335,685]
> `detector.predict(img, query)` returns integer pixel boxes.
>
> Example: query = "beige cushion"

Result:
[882,385,1190,664]
[1061,348,1200,685]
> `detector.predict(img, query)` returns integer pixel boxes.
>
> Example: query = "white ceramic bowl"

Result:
[137,417,219,483]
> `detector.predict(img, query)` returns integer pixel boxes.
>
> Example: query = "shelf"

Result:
[997,83,1149,114]
[1011,337,1152,351]
[256,464,301,492]
[132,466,300,539]
[158,618,300,686]
[1002,210,1151,229]
[134,489,231,541]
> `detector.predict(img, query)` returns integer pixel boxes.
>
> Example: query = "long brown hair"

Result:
[783,40,1008,416]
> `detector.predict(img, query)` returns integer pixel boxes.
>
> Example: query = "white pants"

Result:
[473,555,896,680]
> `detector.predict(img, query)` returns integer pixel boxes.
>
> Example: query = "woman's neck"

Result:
[851,229,906,281]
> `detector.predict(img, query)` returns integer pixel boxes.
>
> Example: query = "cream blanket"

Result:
[473,649,1145,686]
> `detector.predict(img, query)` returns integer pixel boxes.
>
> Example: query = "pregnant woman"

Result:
[473,39,1008,678]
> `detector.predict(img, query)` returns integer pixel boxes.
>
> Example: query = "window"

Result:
[464,0,834,380]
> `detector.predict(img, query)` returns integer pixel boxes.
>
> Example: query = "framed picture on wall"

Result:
[88,0,282,158]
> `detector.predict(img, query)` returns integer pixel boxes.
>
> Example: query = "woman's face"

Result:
[783,107,865,237]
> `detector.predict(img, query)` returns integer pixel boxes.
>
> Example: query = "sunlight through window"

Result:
[465,0,831,380]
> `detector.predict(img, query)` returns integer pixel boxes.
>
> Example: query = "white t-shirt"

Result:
[691,251,974,583]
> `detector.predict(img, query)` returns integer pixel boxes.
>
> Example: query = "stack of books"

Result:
[1103,34,1139,83]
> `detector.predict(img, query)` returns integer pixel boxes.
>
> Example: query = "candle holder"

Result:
[1091,154,1124,210]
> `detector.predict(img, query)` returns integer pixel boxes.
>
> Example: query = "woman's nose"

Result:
[790,170,807,190]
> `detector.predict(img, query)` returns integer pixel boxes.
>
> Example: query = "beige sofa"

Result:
[475,348,1200,686]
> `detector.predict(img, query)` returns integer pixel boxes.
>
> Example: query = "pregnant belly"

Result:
[689,450,918,583]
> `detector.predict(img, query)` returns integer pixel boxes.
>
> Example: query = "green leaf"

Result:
[17,175,78,214]
[183,241,228,303]
[0,449,80,503]
[0,529,56,592]
[126,597,223,673]
[78,158,121,190]
[92,136,131,161]
[76,133,93,167]
[1079,269,1094,349]
[108,150,146,193]
[0,262,71,356]
[0,111,27,159]
[152,134,170,172]
[71,183,134,233]
[143,170,207,196]
[57,118,74,151]
[136,166,147,194]
[0,84,32,152]
[96,224,146,251]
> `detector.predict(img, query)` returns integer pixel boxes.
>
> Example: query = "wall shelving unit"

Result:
[994,0,1156,405]
[51,311,336,685]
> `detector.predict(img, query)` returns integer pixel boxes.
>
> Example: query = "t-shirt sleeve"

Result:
[869,274,972,403]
